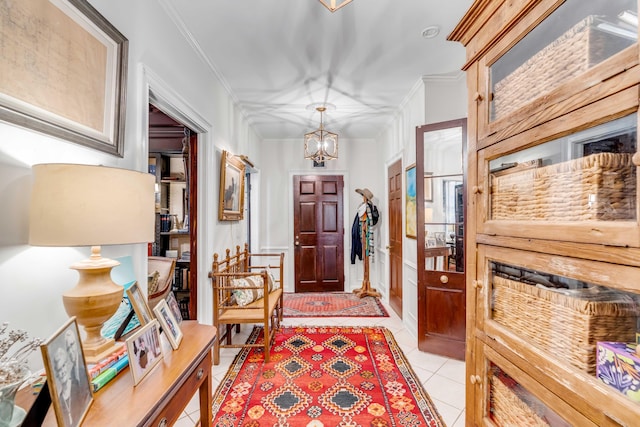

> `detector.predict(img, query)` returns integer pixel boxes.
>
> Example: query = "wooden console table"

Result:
[18,321,216,427]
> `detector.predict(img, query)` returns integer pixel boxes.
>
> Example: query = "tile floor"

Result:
[176,301,466,426]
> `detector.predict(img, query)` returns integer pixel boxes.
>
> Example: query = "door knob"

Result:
[440,275,449,284]
[295,235,299,246]
[386,245,393,249]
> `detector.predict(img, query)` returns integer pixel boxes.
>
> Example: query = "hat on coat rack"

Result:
[355,188,374,201]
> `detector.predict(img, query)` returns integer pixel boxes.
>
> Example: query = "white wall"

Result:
[257,137,383,293]
[0,0,257,370]
[376,73,466,339]
[0,0,467,372]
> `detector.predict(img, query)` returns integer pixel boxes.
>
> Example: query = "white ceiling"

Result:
[164,0,473,140]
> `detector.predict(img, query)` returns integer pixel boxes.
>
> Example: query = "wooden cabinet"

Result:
[450,0,640,425]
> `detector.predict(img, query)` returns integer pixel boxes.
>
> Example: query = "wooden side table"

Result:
[18,321,216,427]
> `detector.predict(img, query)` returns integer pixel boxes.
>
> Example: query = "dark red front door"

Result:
[293,175,344,292]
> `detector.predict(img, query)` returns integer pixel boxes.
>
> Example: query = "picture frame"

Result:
[218,150,246,221]
[405,163,417,239]
[153,299,183,350]
[0,0,128,156]
[424,172,433,202]
[40,317,93,427]
[165,291,183,324]
[126,281,154,326]
[125,320,163,386]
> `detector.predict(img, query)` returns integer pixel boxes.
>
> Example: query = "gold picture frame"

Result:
[218,150,246,221]
[405,163,417,239]
[126,281,154,326]
[0,0,128,156]
[40,317,93,427]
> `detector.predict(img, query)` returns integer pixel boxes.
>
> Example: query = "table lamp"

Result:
[29,163,155,362]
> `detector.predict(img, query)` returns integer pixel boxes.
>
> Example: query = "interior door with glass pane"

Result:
[416,119,467,360]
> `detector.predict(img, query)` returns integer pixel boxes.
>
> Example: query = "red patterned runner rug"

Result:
[212,326,445,426]
[283,292,389,317]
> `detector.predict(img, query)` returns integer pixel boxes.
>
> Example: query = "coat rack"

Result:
[353,191,380,298]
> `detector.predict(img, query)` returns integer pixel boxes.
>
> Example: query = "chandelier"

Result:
[318,0,353,12]
[304,107,338,162]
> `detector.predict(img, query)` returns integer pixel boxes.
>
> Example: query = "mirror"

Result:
[418,120,465,273]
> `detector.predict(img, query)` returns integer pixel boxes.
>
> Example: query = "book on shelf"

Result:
[91,355,130,392]
[87,344,127,380]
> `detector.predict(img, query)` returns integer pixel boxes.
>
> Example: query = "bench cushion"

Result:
[231,274,265,306]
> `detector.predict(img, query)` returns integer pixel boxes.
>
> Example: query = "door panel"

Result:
[294,175,344,292]
[417,119,467,360]
[388,160,403,317]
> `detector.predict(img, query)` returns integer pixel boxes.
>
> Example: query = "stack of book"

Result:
[87,344,129,392]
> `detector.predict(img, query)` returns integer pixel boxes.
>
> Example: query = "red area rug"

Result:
[212,326,445,426]
[283,292,389,317]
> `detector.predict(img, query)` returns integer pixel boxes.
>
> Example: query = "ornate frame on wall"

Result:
[0,0,128,156]
[405,163,417,239]
[218,150,246,221]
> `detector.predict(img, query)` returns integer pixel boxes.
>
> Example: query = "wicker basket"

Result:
[492,275,639,375]
[491,152,636,221]
[492,15,635,119]
[490,374,550,427]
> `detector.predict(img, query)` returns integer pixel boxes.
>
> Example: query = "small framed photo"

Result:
[125,320,163,386]
[126,281,154,325]
[40,317,93,427]
[165,291,183,324]
[426,237,437,248]
[153,300,183,350]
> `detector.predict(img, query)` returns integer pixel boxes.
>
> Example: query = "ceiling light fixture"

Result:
[318,0,353,12]
[421,25,440,39]
[304,106,338,162]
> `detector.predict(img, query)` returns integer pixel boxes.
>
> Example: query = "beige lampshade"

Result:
[29,163,155,246]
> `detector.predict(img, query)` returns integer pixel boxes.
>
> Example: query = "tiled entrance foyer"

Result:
[176,301,466,426]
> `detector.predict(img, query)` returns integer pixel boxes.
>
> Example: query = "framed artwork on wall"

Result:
[218,150,246,221]
[405,163,417,239]
[0,0,128,156]
[40,317,93,427]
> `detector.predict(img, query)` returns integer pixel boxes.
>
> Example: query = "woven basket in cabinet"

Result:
[492,275,639,375]
[490,374,550,427]
[490,152,635,221]
[492,15,634,119]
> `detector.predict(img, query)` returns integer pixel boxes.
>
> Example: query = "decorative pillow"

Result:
[147,270,161,294]
[231,275,265,306]
[265,266,279,291]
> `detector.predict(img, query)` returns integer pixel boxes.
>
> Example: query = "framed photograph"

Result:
[0,0,128,156]
[218,150,246,221]
[126,281,154,325]
[165,291,183,324]
[405,163,417,239]
[153,299,183,350]
[40,317,93,427]
[424,172,433,202]
[125,320,163,386]
[426,237,437,248]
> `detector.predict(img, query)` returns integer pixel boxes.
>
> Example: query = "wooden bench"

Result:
[209,244,284,365]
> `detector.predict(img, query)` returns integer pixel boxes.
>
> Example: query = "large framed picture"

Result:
[40,317,93,427]
[218,150,246,221]
[405,163,417,239]
[153,299,183,350]
[126,281,154,325]
[0,0,128,156]
[125,320,163,386]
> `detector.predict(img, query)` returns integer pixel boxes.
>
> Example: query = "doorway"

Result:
[148,104,198,320]
[387,159,403,317]
[416,118,467,360]
[293,175,344,292]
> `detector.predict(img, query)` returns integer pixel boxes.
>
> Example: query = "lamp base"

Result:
[64,246,123,363]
